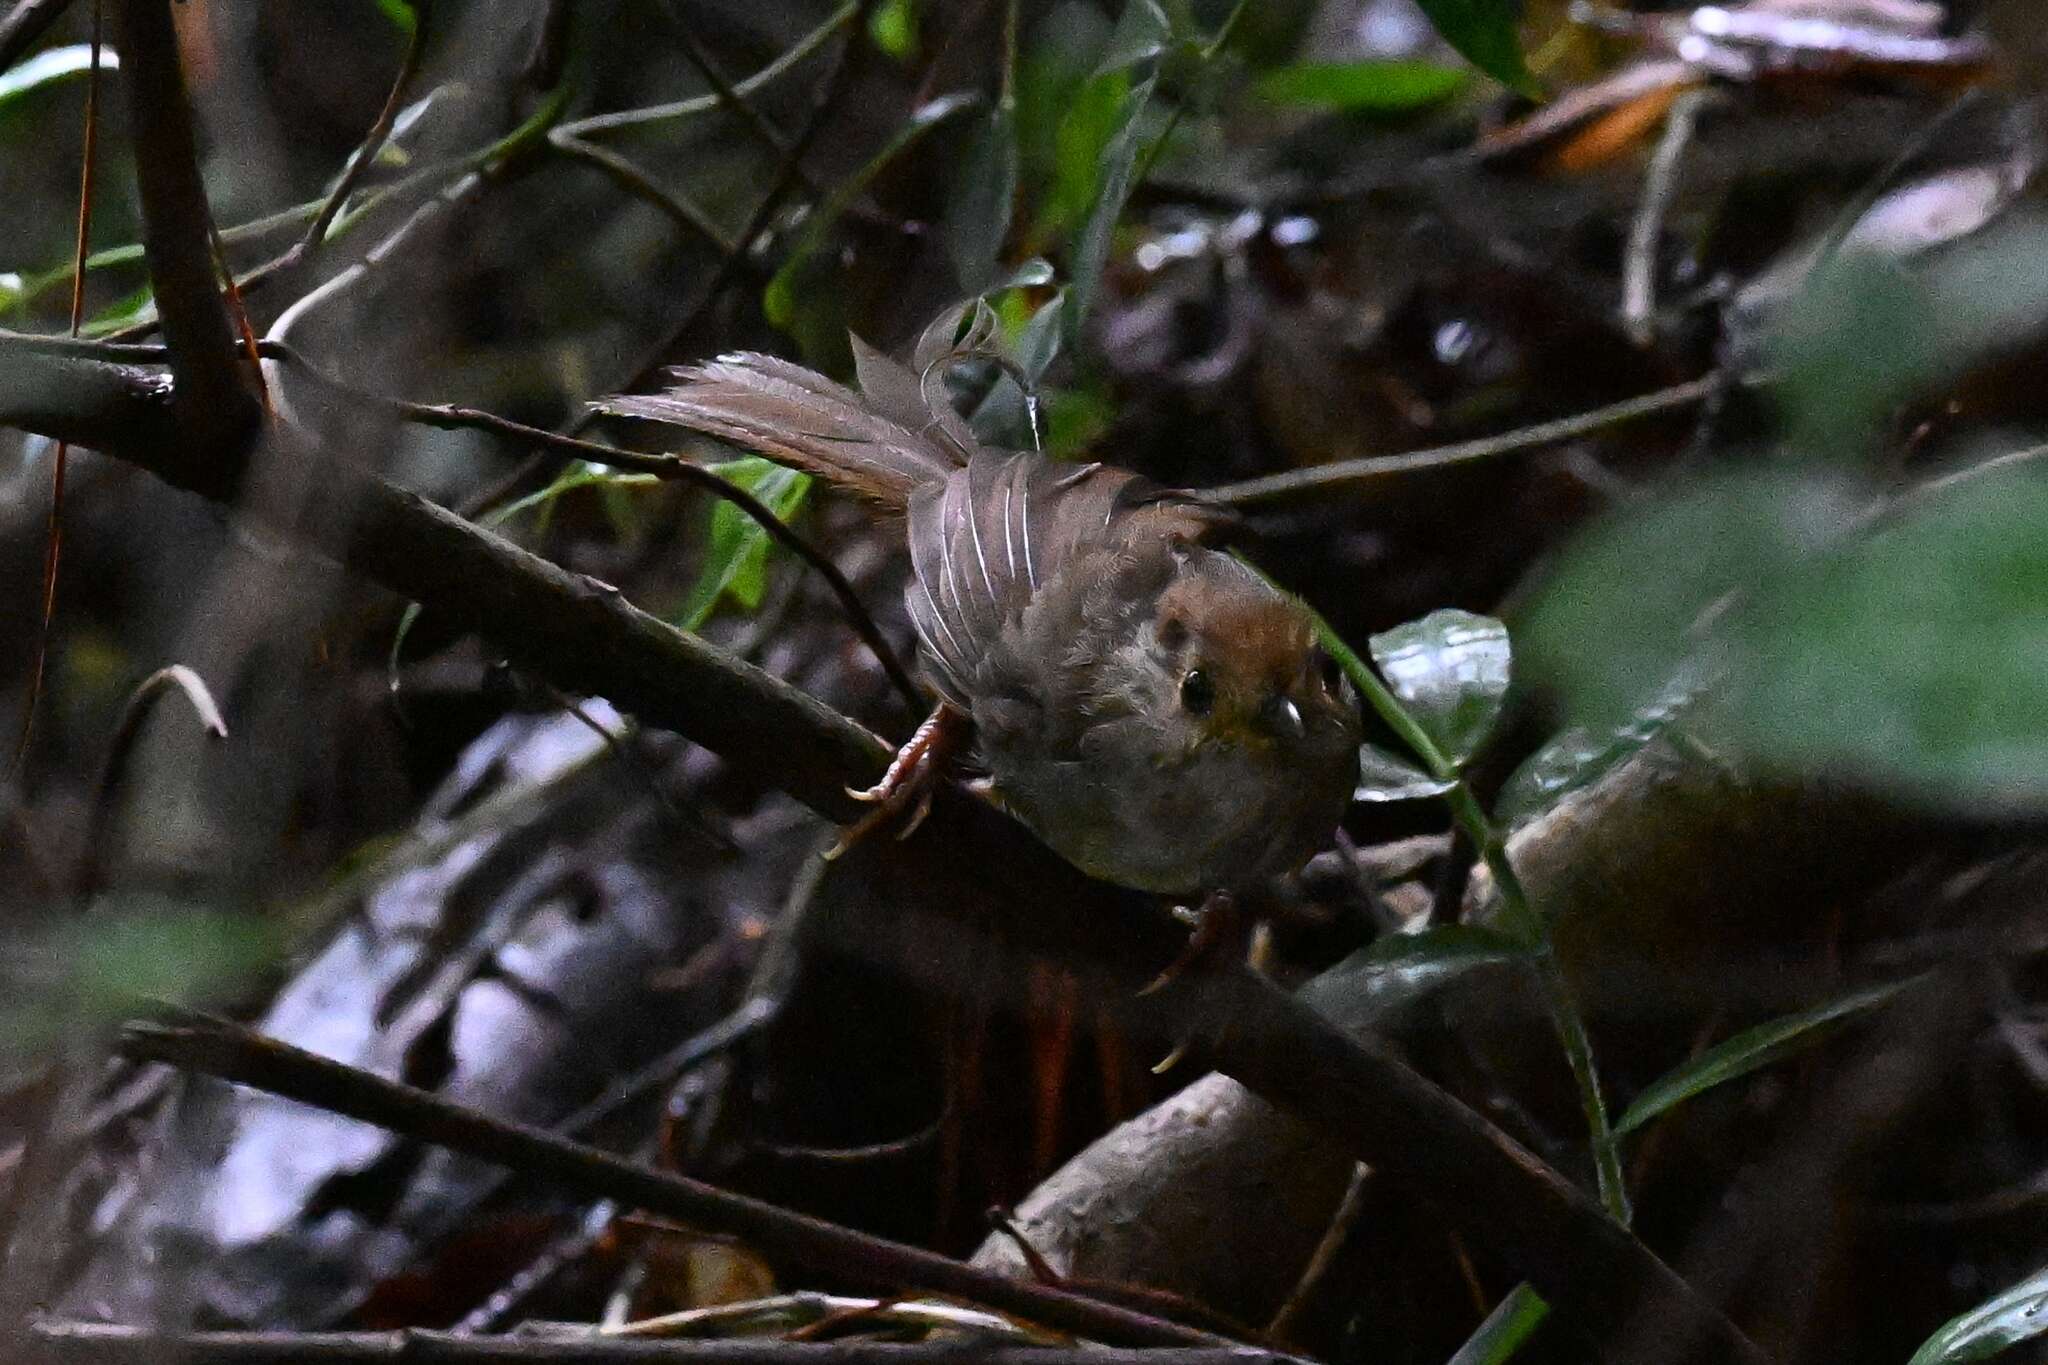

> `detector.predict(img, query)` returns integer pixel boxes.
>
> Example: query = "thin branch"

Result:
[0,348,891,821]
[559,2,856,139]
[660,8,823,200]
[337,381,923,714]
[0,0,73,70]
[1205,375,1730,506]
[115,1010,1228,1351]
[111,0,257,445]
[608,0,878,395]
[31,1322,1297,1365]
[1264,1162,1371,1343]
[12,3,103,777]
[546,130,741,258]
[77,663,227,902]
[292,0,436,264]
[1622,88,1710,348]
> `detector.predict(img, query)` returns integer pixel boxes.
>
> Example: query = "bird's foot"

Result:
[826,703,968,860]
[1138,889,1247,997]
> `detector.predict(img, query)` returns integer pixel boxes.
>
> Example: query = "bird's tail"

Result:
[595,338,973,511]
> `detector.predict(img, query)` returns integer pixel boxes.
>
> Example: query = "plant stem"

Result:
[1314,609,1631,1223]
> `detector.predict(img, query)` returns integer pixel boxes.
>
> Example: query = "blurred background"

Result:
[4,0,2048,1361]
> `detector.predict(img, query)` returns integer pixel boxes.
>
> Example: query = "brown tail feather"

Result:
[595,350,967,510]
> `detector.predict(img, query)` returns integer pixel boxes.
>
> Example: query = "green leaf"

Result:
[1909,1265,2048,1365]
[487,462,659,533]
[82,282,156,336]
[1063,73,1155,349]
[1495,671,1702,829]
[1614,978,1914,1136]
[1096,0,1175,75]
[373,0,418,37]
[1254,60,1467,112]
[1354,742,1456,803]
[0,43,117,112]
[1410,0,1538,97]
[1368,609,1512,769]
[946,104,1019,293]
[1448,1283,1550,1365]
[1356,924,1529,972]
[2,903,277,1065]
[868,0,918,61]
[1726,465,2048,812]
[1519,468,1854,731]
[678,456,812,630]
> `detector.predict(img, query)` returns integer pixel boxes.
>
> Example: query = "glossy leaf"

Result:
[1254,60,1467,112]
[1356,924,1529,972]
[1062,73,1155,348]
[1495,670,1702,829]
[945,105,1020,293]
[1411,0,1537,97]
[1355,742,1456,803]
[0,44,118,112]
[1614,978,1915,1136]
[678,457,812,630]
[1448,1283,1550,1365]
[1908,1265,2048,1365]
[1368,609,1512,768]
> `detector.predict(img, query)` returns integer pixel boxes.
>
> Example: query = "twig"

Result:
[30,1322,1299,1365]
[0,0,72,70]
[605,0,878,399]
[660,8,820,199]
[1205,374,1729,506]
[381,395,923,712]
[114,1009,1226,1350]
[291,0,436,265]
[546,131,742,258]
[11,2,103,778]
[1264,1162,1371,1343]
[559,3,856,139]
[1622,88,1709,348]
[76,664,226,902]
[111,0,257,446]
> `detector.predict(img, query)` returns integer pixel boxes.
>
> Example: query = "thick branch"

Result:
[113,0,257,446]
[116,1012,1222,1351]
[31,1322,1284,1365]
[0,351,889,819]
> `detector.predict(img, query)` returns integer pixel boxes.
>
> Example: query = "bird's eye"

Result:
[1314,649,1342,695]
[1180,669,1215,715]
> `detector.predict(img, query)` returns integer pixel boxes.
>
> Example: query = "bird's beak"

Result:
[1260,695,1306,740]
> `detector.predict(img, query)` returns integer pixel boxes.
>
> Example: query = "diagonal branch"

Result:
[111,0,257,447]
[116,1009,1227,1351]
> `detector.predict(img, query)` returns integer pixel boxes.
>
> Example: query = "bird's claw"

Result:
[824,703,963,860]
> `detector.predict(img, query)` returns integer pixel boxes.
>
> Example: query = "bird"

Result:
[597,328,1361,900]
